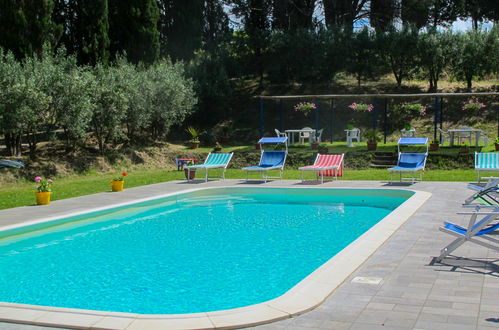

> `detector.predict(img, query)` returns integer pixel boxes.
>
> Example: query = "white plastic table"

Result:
[285,129,316,144]
[448,128,482,147]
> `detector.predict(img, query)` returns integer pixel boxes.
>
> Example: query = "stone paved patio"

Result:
[0,180,498,330]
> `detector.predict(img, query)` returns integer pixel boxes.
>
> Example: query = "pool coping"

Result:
[0,184,431,330]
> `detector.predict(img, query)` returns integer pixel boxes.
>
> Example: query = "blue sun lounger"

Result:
[436,206,499,262]
[388,138,428,184]
[184,152,233,182]
[242,137,287,182]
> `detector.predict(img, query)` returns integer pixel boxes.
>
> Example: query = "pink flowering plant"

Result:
[348,102,374,112]
[294,102,316,115]
[34,176,53,193]
[462,98,486,111]
[401,103,427,116]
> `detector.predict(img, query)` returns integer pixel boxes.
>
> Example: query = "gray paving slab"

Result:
[0,180,498,329]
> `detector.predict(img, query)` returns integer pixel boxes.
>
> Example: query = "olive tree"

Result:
[451,30,487,91]
[90,64,129,153]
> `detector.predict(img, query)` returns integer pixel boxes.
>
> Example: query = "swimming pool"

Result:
[0,188,412,314]
[0,187,412,315]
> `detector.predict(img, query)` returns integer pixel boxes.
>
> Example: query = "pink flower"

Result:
[34,176,42,182]
[48,179,53,183]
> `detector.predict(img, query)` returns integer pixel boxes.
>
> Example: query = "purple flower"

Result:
[34,176,42,182]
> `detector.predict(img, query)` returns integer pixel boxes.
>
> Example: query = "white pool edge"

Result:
[0,187,431,330]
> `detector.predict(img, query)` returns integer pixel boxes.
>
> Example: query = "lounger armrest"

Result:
[456,211,499,215]
[461,205,498,209]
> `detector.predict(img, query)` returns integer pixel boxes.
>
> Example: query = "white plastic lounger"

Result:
[388,137,428,184]
[185,152,233,182]
[242,137,287,182]
[436,206,499,262]
[298,154,344,183]
[474,152,499,183]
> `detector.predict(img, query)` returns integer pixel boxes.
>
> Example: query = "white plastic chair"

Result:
[315,129,324,142]
[299,127,313,144]
[346,128,361,147]
[437,128,451,145]
[274,129,286,138]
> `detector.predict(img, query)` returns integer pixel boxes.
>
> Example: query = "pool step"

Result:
[370,152,397,168]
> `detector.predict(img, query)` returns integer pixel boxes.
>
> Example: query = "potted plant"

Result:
[462,98,486,111]
[430,140,440,151]
[404,123,412,131]
[364,129,381,151]
[348,102,374,112]
[34,176,53,205]
[459,142,469,153]
[186,126,201,149]
[317,144,329,154]
[184,161,196,180]
[213,141,223,152]
[294,102,316,116]
[495,137,499,151]
[110,172,127,192]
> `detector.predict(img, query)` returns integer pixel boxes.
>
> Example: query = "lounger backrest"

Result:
[260,151,286,167]
[475,152,499,169]
[314,154,344,167]
[204,152,233,166]
[398,153,426,168]
[316,153,344,177]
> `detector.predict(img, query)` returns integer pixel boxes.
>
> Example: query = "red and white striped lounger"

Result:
[298,154,344,183]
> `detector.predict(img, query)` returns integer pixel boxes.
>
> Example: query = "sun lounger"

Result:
[185,152,233,182]
[242,150,287,182]
[464,179,499,205]
[388,138,428,184]
[388,153,427,183]
[298,154,344,183]
[474,152,499,183]
[436,206,499,262]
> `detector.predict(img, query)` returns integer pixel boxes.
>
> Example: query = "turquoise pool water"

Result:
[0,188,412,314]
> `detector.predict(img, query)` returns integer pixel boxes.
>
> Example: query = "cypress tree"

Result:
[370,0,396,33]
[0,0,62,59]
[109,0,160,64]
[74,0,110,65]
[272,0,316,30]
[158,0,203,61]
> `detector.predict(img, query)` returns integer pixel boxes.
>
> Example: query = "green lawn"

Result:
[1,167,479,210]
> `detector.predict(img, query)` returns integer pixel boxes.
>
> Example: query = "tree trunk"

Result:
[466,77,472,91]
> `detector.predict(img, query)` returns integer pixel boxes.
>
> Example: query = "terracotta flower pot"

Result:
[111,180,124,192]
[311,142,319,149]
[367,142,377,151]
[35,192,51,205]
[184,169,196,180]
[190,142,199,149]
[430,143,439,151]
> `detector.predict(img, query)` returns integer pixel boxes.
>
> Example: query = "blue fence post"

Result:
[279,99,283,131]
[330,99,334,142]
[315,99,320,133]
[383,98,388,144]
[434,97,439,142]
[259,97,264,137]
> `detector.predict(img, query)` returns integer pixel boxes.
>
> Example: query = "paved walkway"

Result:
[0,180,498,330]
